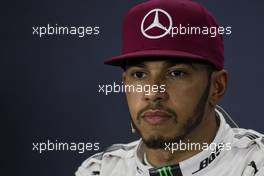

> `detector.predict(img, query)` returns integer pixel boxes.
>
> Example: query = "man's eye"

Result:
[131,72,147,79]
[169,70,186,78]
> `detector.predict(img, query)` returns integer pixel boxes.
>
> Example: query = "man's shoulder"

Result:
[231,127,264,148]
[228,127,264,166]
[232,127,264,136]
[75,140,140,176]
[227,128,264,175]
[102,139,139,156]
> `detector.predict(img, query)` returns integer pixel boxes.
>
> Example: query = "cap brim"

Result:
[104,50,206,66]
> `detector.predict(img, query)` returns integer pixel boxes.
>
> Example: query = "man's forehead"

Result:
[125,58,196,68]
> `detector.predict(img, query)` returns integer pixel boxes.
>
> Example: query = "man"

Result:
[76,0,264,175]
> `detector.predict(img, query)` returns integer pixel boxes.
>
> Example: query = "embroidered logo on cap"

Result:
[141,9,173,39]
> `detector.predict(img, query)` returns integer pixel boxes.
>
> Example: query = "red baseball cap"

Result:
[104,0,224,70]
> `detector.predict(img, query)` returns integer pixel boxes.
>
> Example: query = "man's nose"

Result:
[143,79,168,103]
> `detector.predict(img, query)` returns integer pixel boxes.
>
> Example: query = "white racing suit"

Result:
[75,106,264,176]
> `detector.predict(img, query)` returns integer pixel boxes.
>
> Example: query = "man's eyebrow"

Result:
[165,60,196,69]
[125,62,146,69]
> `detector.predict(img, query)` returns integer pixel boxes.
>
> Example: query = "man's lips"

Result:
[142,110,172,125]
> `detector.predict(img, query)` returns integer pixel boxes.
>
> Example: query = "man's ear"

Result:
[209,70,228,106]
[122,71,127,83]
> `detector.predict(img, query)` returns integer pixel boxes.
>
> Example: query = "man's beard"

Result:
[131,81,211,149]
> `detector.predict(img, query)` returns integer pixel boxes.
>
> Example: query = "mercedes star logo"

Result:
[141,8,173,39]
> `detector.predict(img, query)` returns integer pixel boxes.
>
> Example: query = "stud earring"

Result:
[131,122,136,133]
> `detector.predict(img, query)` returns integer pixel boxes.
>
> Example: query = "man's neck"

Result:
[143,109,219,167]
